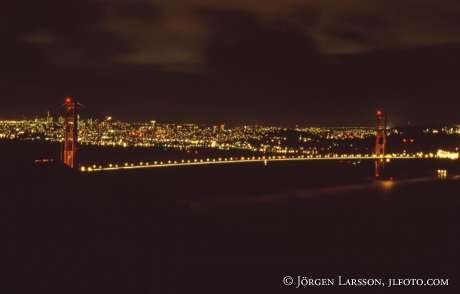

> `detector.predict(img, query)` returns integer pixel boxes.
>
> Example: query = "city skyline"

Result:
[2,108,459,129]
[2,1,460,126]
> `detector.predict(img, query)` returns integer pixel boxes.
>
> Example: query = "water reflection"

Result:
[183,175,456,212]
[379,179,395,192]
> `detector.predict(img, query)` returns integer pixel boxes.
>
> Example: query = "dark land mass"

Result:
[1,140,459,293]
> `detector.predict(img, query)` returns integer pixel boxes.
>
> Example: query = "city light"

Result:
[437,150,459,160]
[1,115,458,170]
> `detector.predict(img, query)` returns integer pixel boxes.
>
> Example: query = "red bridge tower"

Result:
[62,97,78,169]
[375,110,387,178]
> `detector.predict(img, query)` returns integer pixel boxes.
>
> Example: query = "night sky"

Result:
[2,0,460,127]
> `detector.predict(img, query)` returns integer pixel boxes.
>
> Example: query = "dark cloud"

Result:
[2,0,100,35]
[117,1,162,23]
[339,14,386,31]
[290,6,321,28]
[51,29,132,65]
[321,13,385,48]
[325,29,375,46]
[197,8,321,74]
[374,0,460,44]
[196,8,259,33]
[0,0,133,68]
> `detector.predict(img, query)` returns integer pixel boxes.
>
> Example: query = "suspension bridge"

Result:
[56,98,457,178]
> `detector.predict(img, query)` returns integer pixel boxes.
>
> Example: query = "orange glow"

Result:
[410,139,414,143]
[377,110,381,116]
[65,97,71,103]
[403,138,407,143]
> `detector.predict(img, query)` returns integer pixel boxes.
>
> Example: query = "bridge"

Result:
[80,155,418,172]
[56,98,457,177]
